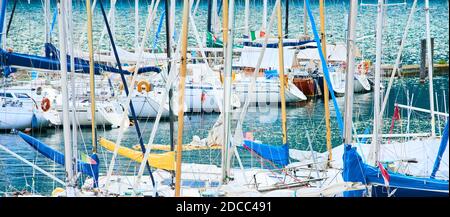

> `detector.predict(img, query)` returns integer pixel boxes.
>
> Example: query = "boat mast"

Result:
[425,0,436,137]
[110,0,116,39]
[379,0,418,121]
[44,0,50,43]
[170,0,176,40]
[319,0,333,163]
[371,0,384,165]
[165,0,176,186]
[207,0,212,34]
[135,0,139,52]
[262,0,267,32]
[221,0,235,184]
[344,0,358,146]
[175,0,190,197]
[244,0,249,36]
[285,0,289,38]
[303,0,308,37]
[68,0,78,177]
[85,0,97,155]
[57,0,75,196]
[0,0,6,49]
[277,0,287,145]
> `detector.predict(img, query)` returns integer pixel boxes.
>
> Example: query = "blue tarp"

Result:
[243,140,290,167]
[264,70,278,79]
[18,132,99,187]
[342,144,449,197]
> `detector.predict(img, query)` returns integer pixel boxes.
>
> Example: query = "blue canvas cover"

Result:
[18,132,99,187]
[243,140,290,167]
[342,145,448,197]
[264,70,278,79]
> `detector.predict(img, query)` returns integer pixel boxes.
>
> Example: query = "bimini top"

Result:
[342,144,449,196]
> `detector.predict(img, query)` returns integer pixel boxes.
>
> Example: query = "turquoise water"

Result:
[0,0,449,195]
[5,0,450,64]
[1,76,448,195]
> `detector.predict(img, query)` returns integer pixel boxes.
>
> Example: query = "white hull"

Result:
[234,79,307,103]
[354,73,371,93]
[0,107,34,130]
[53,102,129,128]
[329,69,346,96]
[184,84,240,113]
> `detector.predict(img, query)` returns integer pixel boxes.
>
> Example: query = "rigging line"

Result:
[233,0,280,147]
[5,0,17,38]
[305,0,344,137]
[49,6,58,41]
[103,0,162,194]
[98,0,156,188]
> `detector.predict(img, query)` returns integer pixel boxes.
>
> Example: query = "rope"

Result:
[242,144,304,185]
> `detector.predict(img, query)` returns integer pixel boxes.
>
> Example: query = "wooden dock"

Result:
[381,64,449,77]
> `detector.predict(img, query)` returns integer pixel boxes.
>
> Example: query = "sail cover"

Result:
[99,138,175,171]
[243,140,290,167]
[18,132,99,187]
[342,145,449,196]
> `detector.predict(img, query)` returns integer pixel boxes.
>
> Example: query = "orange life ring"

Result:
[137,80,151,93]
[363,61,370,73]
[41,97,51,112]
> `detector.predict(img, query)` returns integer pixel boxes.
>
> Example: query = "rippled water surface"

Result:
[0,0,449,195]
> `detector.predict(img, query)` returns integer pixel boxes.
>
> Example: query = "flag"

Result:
[388,105,401,143]
[392,105,401,122]
[377,161,390,188]
[201,90,207,103]
[259,31,266,38]
[250,31,256,41]
[81,153,97,165]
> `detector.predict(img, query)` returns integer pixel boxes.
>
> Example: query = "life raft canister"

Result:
[137,80,151,93]
[41,97,51,112]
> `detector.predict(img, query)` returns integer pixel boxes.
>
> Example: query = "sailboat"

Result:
[332,0,449,197]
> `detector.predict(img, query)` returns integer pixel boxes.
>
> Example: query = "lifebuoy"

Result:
[137,80,151,93]
[41,97,51,112]
[363,61,370,73]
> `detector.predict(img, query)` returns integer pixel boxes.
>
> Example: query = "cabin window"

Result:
[15,93,30,98]
[0,93,13,98]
